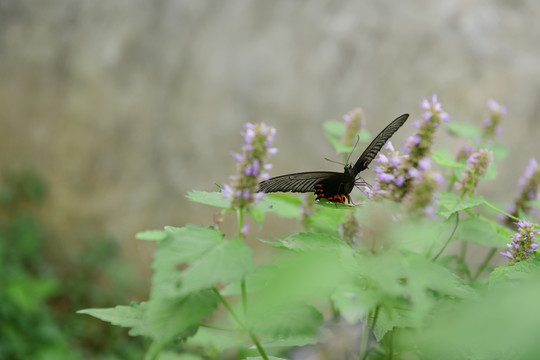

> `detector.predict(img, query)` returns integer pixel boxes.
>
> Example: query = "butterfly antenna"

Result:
[324,158,345,166]
[346,135,361,165]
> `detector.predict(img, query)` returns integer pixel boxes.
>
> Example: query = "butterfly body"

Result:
[258,114,409,204]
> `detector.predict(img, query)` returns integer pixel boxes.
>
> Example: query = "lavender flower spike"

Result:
[223,123,277,209]
[455,149,492,196]
[501,219,540,264]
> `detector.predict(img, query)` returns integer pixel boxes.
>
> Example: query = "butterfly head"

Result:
[344,163,355,177]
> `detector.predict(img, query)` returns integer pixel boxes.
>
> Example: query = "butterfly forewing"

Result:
[352,113,409,175]
[258,171,341,193]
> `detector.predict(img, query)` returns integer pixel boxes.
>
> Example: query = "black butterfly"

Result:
[258,114,409,204]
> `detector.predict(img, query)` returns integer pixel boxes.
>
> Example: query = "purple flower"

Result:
[482,99,506,140]
[502,218,540,264]
[455,149,492,196]
[223,122,277,209]
[241,224,249,236]
[504,158,540,226]
[378,173,395,183]
[341,108,366,147]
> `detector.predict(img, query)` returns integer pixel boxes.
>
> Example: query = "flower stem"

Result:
[482,200,518,222]
[432,212,459,261]
[212,287,268,360]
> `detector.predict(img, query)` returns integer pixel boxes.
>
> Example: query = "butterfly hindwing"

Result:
[351,113,409,175]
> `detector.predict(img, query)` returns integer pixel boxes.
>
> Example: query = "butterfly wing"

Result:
[351,113,409,175]
[258,171,342,193]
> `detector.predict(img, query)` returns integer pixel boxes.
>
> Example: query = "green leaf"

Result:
[153,226,252,297]
[432,149,464,168]
[323,121,371,154]
[486,144,509,161]
[305,206,348,234]
[278,232,345,251]
[355,251,474,340]
[247,206,265,224]
[331,283,381,324]
[255,193,303,219]
[489,254,540,288]
[145,290,219,360]
[323,120,346,137]
[437,192,485,218]
[483,159,497,181]
[78,302,150,337]
[457,216,509,247]
[409,278,540,359]
[444,121,481,139]
[136,230,168,241]
[249,303,323,340]
[151,226,225,298]
[189,326,246,353]
[186,190,230,209]
[179,238,253,295]
[249,249,353,316]
[157,352,204,360]
[527,199,540,209]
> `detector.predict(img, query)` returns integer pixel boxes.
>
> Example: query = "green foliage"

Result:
[81,108,540,360]
[0,166,144,359]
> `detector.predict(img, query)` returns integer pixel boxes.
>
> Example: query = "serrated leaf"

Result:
[247,205,265,224]
[189,327,245,353]
[437,192,485,218]
[255,193,303,219]
[278,232,345,251]
[249,303,323,340]
[152,226,225,298]
[186,190,230,208]
[457,217,508,247]
[489,254,540,288]
[78,302,150,337]
[153,226,252,297]
[157,352,204,360]
[136,230,168,241]
[145,290,219,360]
[331,283,380,324]
[432,149,464,168]
[305,206,348,234]
[179,238,253,295]
[445,121,481,139]
[410,278,540,359]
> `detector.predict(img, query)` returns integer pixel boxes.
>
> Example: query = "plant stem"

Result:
[212,287,268,360]
[432,212,459,261]
[359,313,371,360]
[200,323,242,332]
[472,247,497,282]
[241,276,247,315]
[482,200,517,220]
[237,208,245,238]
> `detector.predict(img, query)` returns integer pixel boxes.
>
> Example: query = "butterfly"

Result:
[258,114,409,204]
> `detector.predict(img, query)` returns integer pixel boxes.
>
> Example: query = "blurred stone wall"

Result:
[1,0,540,277]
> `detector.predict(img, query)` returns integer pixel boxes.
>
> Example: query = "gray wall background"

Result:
[1,0,539,275]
